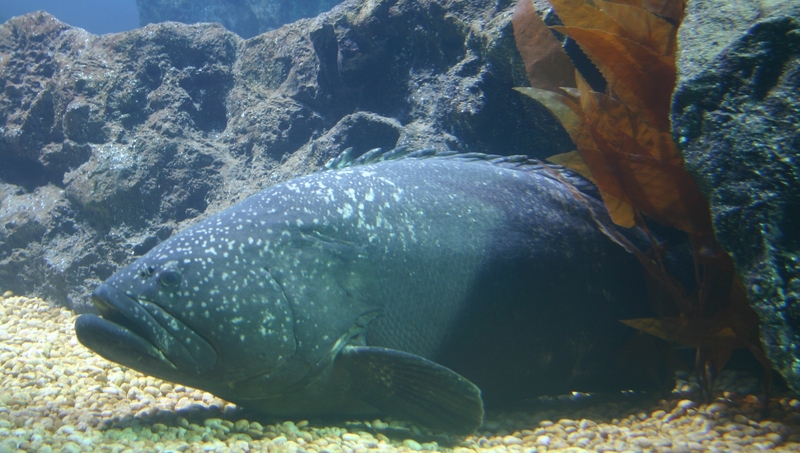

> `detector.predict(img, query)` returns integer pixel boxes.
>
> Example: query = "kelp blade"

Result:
[553,26,675,131]
[512,0,576,91]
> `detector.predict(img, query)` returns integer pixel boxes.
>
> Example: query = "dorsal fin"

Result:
[323,146,445,170]
[322,146,600,199]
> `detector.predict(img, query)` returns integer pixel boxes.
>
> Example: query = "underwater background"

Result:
[0,0,138,34]
[1,0,799,451]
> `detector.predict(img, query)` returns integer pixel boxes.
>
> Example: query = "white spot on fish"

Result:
[365,187,375,202]
[205,247,217,255]
[322,188,335,203]
[338,203,354,219]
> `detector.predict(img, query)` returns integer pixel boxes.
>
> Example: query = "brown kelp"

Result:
[511,0,772,399]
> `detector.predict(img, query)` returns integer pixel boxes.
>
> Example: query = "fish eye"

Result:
[158,269,182,288]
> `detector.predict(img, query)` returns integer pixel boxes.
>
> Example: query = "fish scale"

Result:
[76,147,656,435]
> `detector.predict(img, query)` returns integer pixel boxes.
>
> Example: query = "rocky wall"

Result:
[673,0,800,390]
[0,0,570,311]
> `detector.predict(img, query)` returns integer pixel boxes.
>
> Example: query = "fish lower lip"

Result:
[75,313,176,373]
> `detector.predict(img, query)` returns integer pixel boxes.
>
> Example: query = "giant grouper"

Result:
[75,147,655,435]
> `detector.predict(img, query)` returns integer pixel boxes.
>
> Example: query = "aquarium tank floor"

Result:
[1,294,800,452]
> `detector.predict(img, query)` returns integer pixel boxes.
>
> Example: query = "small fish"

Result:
[75,148,652,434]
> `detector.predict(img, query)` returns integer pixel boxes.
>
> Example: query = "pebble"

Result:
[234,420,250,433]
[342,433,360,442]
[2,295,800,453]
[502,435,523,445]
[402,439,422,450]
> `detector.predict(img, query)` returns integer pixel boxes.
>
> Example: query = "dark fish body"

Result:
[76,149,651,434]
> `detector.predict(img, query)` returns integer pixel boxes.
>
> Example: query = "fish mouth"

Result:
[75,284,217,378]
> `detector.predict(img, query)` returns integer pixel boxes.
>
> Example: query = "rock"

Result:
[672,0,800,390]
[0,2,570,311]
[136,0,344,39]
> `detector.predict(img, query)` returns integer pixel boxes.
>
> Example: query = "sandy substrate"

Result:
[2,294,800,453]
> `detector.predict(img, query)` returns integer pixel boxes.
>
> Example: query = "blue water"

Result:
[0,0,138,34]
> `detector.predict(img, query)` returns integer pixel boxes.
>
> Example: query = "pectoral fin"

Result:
[339,346,483,435]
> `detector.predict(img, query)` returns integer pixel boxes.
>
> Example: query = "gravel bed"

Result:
[2,294,800,453]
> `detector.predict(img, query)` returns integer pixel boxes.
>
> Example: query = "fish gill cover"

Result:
[511,0,773,398]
